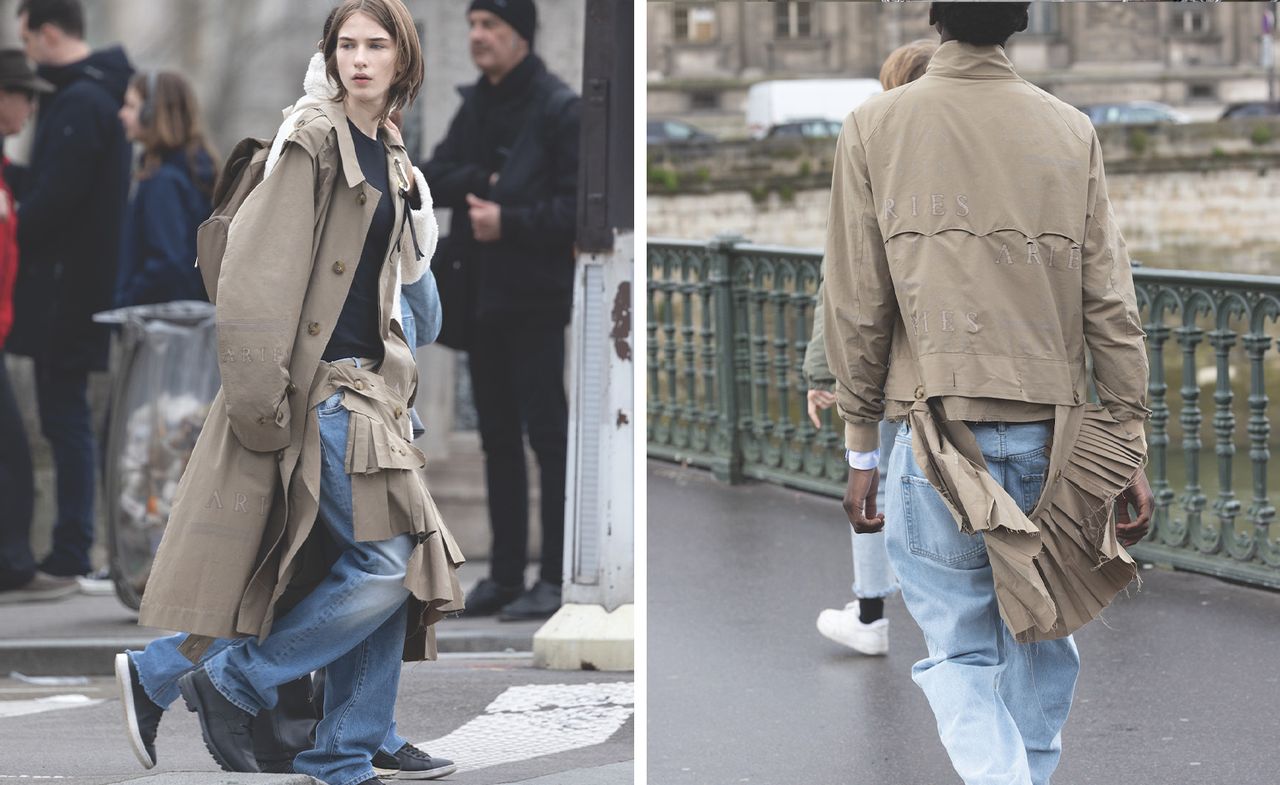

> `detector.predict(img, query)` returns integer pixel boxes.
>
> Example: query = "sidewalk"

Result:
[648,460,1280,785]
[0,560,541,677]
[0,658,634,784]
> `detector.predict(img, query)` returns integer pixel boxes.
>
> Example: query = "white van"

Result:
[745,78,884,139]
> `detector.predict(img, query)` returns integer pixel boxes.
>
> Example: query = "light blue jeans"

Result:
[884,420,1078,785]
[192,368,414,785]
[849,419,901,600]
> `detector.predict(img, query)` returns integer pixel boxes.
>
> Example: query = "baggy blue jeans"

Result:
[192,373,414,785]
[884,420,1079,785]
[128,633,411,758]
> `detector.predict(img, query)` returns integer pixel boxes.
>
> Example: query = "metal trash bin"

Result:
[94,301,219,610]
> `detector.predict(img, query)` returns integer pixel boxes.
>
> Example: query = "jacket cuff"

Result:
[1114,416,1148,455]
[845,421,881,452]
[224,393,292,453]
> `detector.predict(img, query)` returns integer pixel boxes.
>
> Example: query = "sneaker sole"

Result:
[816,618,889,656]
[114,653,156,770]
[177,673,240,773]
[374,762,459,780]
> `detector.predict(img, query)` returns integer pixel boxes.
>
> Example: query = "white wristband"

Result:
[846,448,880,470]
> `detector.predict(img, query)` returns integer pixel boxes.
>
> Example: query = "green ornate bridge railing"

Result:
[647,236,1280,589]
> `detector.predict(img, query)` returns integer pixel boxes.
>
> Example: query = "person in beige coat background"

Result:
[112,2,462,783]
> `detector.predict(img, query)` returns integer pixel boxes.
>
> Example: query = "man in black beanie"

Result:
[423,0,579,620]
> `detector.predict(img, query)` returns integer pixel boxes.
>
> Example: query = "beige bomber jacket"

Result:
[822,42,1150,453]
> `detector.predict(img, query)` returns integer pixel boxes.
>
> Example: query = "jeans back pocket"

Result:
[901,475,988,569]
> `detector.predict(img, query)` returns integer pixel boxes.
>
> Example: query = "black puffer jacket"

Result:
[5,45,134,371]
[423,54,579,348]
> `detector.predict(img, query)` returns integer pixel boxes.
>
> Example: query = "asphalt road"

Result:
[648,461,1280,785]
[0,656,633,784]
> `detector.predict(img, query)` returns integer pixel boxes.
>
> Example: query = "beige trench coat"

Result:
[822,42,1150,453]
[138,100,463,661]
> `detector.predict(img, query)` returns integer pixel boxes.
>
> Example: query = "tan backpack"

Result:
[194,136,272,304]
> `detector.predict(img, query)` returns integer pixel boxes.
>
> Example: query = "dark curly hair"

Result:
[929,2,1030,47]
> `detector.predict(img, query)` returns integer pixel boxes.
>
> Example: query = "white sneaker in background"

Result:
[77,568,115,596]
[816,600,889,656]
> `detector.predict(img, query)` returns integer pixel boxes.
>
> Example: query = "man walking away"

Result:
[4,0,134,579]
[823,4,1154,784]
[424,0,580,621]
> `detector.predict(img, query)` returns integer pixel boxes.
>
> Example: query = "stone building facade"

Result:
[648,1,1278,136]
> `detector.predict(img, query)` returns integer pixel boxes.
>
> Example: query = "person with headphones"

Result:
[115,69,216,307]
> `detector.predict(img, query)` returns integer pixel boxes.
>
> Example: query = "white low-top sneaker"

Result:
[816,601,889,655]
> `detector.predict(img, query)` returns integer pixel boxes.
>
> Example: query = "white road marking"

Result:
[0,694,104,720]
[419,682,633,772]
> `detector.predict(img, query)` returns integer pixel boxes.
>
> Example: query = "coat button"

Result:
[308,321,321,336]
[257,415,266,425]
[395,406,403,418]
[294,117,306,129]
[357,191,367,205]
[333,260,345,274]
[277,450,285,462]
[1073,391,1081,404]
[286,382,297,395]
[914,385,925,400]
[354,379,366,391]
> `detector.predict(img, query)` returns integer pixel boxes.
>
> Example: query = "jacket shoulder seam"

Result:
[284,108,333,155]
[859,81,919,144]
[1019,80,1091,147]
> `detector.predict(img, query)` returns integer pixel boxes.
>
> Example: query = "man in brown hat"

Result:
[0,48,62,604]
[823,3,1154,784]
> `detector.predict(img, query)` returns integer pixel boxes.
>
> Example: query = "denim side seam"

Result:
[202,661,261,716]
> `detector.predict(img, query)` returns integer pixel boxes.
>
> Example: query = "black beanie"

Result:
[468,0,537,48]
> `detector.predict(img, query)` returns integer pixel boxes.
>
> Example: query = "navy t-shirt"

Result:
[322,119,395,361]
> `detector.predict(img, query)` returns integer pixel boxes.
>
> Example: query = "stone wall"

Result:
[647,120,1280,275]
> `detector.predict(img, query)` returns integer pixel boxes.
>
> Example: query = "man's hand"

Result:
[466,194,501,242]
[843,467,884,534]
[806,389,837,429]
[1115,468,1154,547]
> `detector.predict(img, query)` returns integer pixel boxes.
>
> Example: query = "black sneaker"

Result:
[177,668,260,772]
[463,578,524,617]
[499,580,562,621]
[373,742,457,779]
[114,652,164,769]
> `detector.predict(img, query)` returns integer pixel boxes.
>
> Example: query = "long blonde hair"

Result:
[879,39,939,91]
[129,70,218,196]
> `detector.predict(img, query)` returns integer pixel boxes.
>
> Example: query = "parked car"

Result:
[647,118,716,145]
[765,118,843,140]
[745,78,882,139]
[1220,102,1280,120]
[1078,101,1191,126]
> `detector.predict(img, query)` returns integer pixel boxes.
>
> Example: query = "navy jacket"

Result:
[5,46,133,370]
[423,54,579,343]
[115,148,213,308]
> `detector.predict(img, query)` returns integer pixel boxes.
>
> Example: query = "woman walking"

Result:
[807,39,938,656]
[115,2,461,783]
[114,70,215,307]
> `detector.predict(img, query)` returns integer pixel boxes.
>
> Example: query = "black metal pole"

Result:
[576,0,634,253]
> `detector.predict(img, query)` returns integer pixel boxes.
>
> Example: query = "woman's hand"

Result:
[807,389,837,429]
